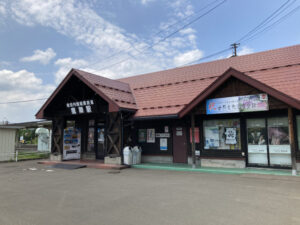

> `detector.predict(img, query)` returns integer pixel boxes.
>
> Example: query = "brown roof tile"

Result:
[117,44,300,117]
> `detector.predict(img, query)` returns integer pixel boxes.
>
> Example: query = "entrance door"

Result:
[96,123,105,159]
[246,118,268,166]
[246,117,291,168]
[172,126,187,163]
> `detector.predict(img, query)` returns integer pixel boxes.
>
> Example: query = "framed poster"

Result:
[160,138,167,150]
[147,129,155,143]
[138,129,146,143]
[190,127,200,143]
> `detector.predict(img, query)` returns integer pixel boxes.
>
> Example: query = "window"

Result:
[203,119,241,150]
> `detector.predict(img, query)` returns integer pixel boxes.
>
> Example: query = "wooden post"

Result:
[191,112,196,168]
[288,107,297,176]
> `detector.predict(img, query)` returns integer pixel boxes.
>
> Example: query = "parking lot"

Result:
[0,160,300,225]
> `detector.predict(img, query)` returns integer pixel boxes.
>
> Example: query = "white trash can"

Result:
[132,146,142,164]
[123,146,133,165]
[132,147,138,164]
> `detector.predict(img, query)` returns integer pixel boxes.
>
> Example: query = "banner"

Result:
[207,94,268,115]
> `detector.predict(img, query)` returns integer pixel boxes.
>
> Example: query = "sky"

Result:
[0,0,300,123]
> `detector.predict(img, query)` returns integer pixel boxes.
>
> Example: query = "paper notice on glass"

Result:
[225,127,237,145]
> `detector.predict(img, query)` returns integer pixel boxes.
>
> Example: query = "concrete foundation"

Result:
[142,155,173,164]
[82,153,96,160]
[104,156,122,165]
[50,154,62,161]
[187,157,201,166]
[200,158,246,168]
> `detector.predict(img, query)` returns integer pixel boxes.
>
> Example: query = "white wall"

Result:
[0,128,17,161]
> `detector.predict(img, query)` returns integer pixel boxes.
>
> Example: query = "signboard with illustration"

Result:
[206,94,268,115]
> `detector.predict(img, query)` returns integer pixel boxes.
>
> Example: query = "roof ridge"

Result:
[133,75,218,90]
[74,68,130,86]
[118,44,300,82]
[244,62,300,73]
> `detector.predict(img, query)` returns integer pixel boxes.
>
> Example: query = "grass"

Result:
[17,151,50,161]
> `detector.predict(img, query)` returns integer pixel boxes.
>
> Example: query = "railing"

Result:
[0,151,50,162]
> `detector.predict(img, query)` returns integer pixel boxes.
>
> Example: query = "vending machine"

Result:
[63,127,81,160]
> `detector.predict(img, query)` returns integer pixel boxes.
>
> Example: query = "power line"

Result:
[237,0,295,43]
[242,5,300,44]
[179,47,232,67]
[0,98,47,104]
[84,0,225,69]
[89,0,227,72]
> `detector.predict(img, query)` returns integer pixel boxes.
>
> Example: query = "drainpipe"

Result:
[288,107,297,176]
[191,112,196,169]
[120,112,124,165]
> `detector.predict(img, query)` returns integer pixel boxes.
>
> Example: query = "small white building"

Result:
[0,126,20,161]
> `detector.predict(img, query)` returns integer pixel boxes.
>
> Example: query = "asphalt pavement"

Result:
[0,160,300,225]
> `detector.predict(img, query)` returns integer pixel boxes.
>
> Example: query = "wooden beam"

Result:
[288,107,297,175]
[191,112,196,168]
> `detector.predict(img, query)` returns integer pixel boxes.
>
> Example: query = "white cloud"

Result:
[238,46,254,56]
[173,49,203,66]
[54,57,88,84]
[141,0,155,5]
[0,2,6,16]
[0,69,55,122]
[10,0,134,56]
[8,1,204,79]
[21,48,56,64]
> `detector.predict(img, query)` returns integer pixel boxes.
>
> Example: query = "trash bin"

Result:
[123,146,133,165]
[132,146,142,164]
[132,146,138,164]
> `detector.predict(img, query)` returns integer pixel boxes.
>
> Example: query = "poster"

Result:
[176,127,183,136]
[225,128,237,145]
[189,127,200,143]
[147,129,155,143]
[206,94,268,114]
[204,126,219,149]
[164,126,169,133]
[247,127,266,145]
[160,138,167,150]
[63,127,81,160]
[138,129,146,143]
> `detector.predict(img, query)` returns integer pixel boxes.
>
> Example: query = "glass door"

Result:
[246,118,268,166]
[96,122,105,159]
[267,117,291,167]
[87,120,95,154]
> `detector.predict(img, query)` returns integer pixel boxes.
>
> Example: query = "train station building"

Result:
[36,44,300,173]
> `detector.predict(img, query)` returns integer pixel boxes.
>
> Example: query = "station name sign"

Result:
[66,100,94,115]
[206,94,268,115]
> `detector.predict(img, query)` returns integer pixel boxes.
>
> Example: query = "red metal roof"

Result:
[118,44,300,118]
[36,44,300,119]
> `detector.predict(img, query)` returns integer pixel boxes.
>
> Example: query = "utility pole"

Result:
[231,43,240,57]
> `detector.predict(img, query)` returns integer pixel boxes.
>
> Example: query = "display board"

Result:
[63,127,81,160]
[206,94,268,114]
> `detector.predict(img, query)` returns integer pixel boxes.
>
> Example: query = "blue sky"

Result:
[0,0,300,122]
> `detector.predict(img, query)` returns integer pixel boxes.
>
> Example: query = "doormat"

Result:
[51,163,87,170]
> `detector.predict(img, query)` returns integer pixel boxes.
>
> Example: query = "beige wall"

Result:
[0,128,17,161]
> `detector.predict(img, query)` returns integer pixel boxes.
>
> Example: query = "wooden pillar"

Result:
[288,107,297,175]
[51,117,64,156]
[191,112,196,168]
